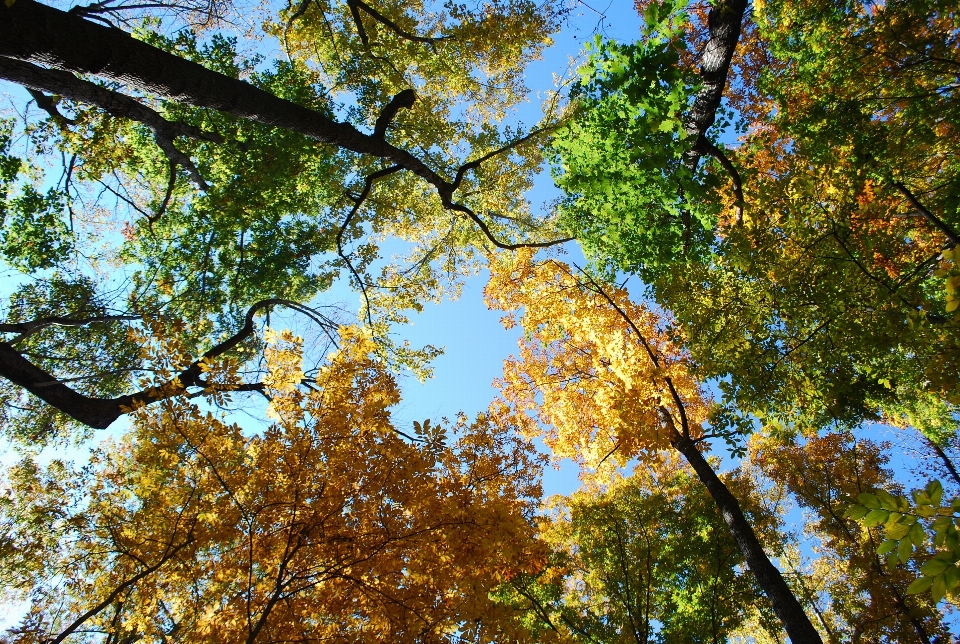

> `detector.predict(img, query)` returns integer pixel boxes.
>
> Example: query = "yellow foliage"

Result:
[1,327,547,643]
[485,250,710,479]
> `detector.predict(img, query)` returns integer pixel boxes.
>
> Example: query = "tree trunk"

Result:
[671,434,824,644]
[683,0,749,168]
[0,0,449,194]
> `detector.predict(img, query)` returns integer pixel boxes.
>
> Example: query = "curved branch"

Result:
[0,56,218,191]
[373,89,416,140]
[699,138,744,223]
[447,202,573,250]
[347,0,449,47]
[26,88,77,124]
[0,299,336,429]
[336,165,403,326]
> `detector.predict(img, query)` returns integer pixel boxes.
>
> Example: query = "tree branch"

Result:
[682,0,749,168]
[0,313,140,339]
[49,533,194,644]
[0,56,217,191]
[892,182,960,247]
[0,299,336,429]
[699,138,744,223]
[346,0,448,47]
[373,88,416,140]
[336,165,403,326]
[26,88,76,124]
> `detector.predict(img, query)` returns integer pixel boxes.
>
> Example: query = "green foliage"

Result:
[550,1,719,279]
[502,460,773,642]
[847,480,960,605]
[0,275,139,445]
[0,122,72,272]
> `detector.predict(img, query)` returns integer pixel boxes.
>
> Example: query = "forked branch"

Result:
[0,299,338,429]
[347,0,449,48]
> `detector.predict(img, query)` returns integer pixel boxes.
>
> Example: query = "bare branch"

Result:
[373,89,416,140]
[699,138,744,223]
[336,165,403,326]
[447,202,574,250]
[347,0,449,47]
[0,299,338,428]
[892,182,960,247]
[26,88,76,124]
[0,313,140,343]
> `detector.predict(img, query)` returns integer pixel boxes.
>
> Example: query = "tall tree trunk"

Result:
[671,434,824,644]
[0,0,448,193]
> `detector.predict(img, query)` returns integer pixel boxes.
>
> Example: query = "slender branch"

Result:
[0,56,216,191]
[336,165,403,326]
[451,124,558,193]
[927,439,960,488]
[892,182,960,247]
[699,138,744,223]
[347,0,449,47]
[49,534,194,644]
[447,202,573,250]
[0,313,140,336]
[568,263,690,437]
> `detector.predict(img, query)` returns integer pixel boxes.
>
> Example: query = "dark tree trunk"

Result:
[671,434,824,644]
[0,0,449,194]
[683,0,749,168]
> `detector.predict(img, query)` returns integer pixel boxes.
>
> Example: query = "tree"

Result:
[500,452,781,643]
[1,325,547,643]
[485,251,824,643]
[549,0,960,436]
[0,0,569,442]
[753,432,948,643]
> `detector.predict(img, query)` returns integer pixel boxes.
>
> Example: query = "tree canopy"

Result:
[1,0,958,641]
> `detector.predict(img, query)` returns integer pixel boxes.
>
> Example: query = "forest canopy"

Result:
[0,0,958,642]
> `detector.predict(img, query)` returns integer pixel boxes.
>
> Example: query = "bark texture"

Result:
[683,0,749,169]
[671,434,825,644]
[0,0,449,193]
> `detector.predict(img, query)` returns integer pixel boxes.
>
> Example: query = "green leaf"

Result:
[845,504,869,520]
[945,564,960,592]
[929,480,944,507]
[857,493,880,509]
[876,489,899,511]
[898,537,913,564]
[863,508,890,527]
[907,576,935,594]
[933,574,947,603]
[920,557,951,576]
[909,521,926,547]
[877,539,898,555]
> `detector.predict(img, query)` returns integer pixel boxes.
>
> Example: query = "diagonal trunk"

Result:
[671,434,824,644]
[0,0,449,194]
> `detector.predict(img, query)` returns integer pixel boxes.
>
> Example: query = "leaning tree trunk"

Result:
[671,434,824,644]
